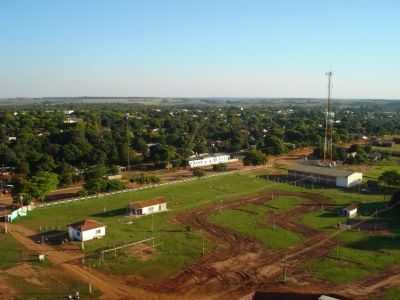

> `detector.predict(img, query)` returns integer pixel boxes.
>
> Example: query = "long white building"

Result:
[128,197,167,216]
[287,164,363,188]
[188,153,230,168]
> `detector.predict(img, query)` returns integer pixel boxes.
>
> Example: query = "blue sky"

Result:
[1,0,399,98]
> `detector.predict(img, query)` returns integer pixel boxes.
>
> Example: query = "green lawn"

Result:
[265,195,304,212]
[305,206,400,284]
[209,201,303,249]
[363,158,400,181]
[0,234,23,269]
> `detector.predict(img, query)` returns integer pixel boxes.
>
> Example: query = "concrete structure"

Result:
[188,153,230,168]
[287,164,363,188]
[128,197,167,216]
[67,219,106,242]
[341,203,358,218]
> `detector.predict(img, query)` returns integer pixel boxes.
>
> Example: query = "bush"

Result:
[212,163,228,172]
[243,150,267,166]
[192,168,206,177]
[106,179,126,192]
[130,174,161,184]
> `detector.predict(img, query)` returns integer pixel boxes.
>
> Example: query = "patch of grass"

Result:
[265,195,304,212]
[364,158,400,180]
[369,288,400,300]
[300,209,345,231]
[306,257,370,284]
[0,234,23,269]
[209,204,302,249]
[306,229,400,283]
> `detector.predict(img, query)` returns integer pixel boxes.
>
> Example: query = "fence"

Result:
[34,169,242,209]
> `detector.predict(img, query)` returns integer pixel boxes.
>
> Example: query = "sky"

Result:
[0,0,399,99]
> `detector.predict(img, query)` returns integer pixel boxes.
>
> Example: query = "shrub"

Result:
[192,168,206,177]
[212,163,228,172]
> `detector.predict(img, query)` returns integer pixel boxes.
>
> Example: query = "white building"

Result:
[288,165,363,188]
[188,153,230,168]
[128,197,167,216]
[67,219,106,242]
[341,204,358,218]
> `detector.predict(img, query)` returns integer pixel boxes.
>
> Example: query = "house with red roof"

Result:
[67,219,106,242]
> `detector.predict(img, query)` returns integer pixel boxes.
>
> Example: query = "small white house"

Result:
[341,204,358,218]
[128,197,167,216]
[67,219,106,242]
[188,153,230,168]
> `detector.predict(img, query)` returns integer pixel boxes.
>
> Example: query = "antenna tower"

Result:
[323,72,334,164]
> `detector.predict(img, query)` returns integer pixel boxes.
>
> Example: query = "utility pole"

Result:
[323,71,334,165]
[125,113,130,171]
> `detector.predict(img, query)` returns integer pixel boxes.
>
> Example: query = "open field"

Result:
[362,158,400,181]
[208,196,304,249]
[0,235,23,270]
[0,262,100,300]
[5,166,400,299]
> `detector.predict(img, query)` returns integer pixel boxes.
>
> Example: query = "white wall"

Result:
[336,172,363,188]
[68,226,106,241]
[188,154,230,168]
[142,203,167,215]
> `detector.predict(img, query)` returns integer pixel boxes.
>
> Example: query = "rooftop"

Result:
[129,197,166,209]
[344,203,359,211]
[288,164,358,178]
[68,219,105,231]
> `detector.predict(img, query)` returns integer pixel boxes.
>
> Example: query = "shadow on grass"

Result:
[30,230,68,246]
[91,208,127,218]
[347,234,400,251]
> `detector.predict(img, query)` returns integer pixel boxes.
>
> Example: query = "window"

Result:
[95,229,101,234]
[148,207,154,213]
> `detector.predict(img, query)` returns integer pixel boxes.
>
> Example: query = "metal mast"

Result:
[323,72,334,164]
[125,113,130,171]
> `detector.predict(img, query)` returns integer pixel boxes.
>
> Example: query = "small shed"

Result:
[67,219,106,242]
[341,203,358,218]
[128,197,167,216]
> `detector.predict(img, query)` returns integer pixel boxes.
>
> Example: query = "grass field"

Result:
[0,234,23,269]
[15,168,400,284]
[19,173,272,279]
[209,199,303,249]
[305,206,400,283]
[363,158,400,181]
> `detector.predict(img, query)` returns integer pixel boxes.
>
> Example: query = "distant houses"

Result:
[67,219,106,242]
[128,197,167,216]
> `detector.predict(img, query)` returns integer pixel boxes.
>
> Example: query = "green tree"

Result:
[263,135,286,155]
[192,168,206,177]
[379,170,400,187]
[243,150,267,166]
[30,171,59,202]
